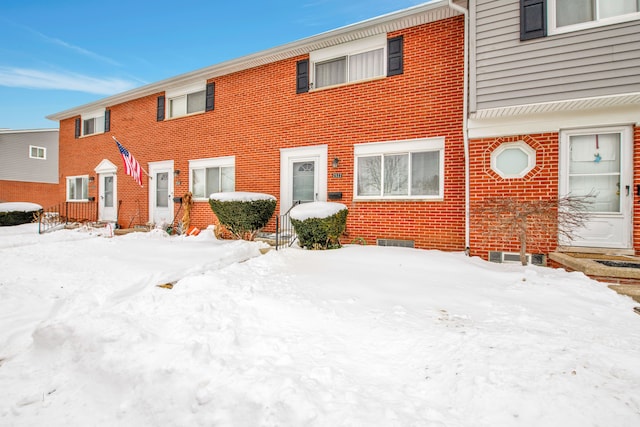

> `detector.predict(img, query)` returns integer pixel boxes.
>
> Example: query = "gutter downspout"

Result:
[448,0,470,255]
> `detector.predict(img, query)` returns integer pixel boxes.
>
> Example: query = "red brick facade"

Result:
[57,17,466,250]
[0,180,60,209]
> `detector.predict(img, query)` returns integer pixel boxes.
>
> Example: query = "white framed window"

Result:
[310,34,386,90]
[189,156,235,200]
[29,145,46,159]
[354,137,444,200]
[491,141,536,179]
[82,109,105,136]
[66,175,89,201]
[550,0,640,34]
[166,82,206,119]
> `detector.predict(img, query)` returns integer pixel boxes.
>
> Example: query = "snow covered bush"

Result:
[0,202,42,226]
[290,202,347,250]
[209,192,276,241]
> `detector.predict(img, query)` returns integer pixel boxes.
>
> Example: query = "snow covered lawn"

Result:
[1,224,639,426]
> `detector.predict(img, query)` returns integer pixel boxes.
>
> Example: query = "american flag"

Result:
[114,137,143,186]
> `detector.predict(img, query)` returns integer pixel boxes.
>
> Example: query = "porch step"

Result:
[549,251,640,303]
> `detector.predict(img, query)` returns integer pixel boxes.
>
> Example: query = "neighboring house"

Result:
[466,0,640,261]
[0,128,60,208]
[46,1,468,249]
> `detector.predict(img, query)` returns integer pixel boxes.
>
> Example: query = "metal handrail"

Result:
[275,200,301,250]
[38,201,98,234]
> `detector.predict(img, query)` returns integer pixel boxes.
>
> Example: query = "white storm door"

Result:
[149,161,174,226]
[280,145,327,214]
[559,127,633,249]
[99,173,117,221]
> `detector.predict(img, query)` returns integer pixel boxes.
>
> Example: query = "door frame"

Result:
[558,125,633,249]
[94,159,118,222]
[148,160,174,226]
[279,145,328,215]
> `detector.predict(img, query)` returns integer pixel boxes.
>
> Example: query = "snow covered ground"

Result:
[1,223,639,426]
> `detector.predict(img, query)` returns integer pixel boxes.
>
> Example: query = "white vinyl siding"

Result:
[354,137,444,200]
[310,34,386,89]
[189,157,235,200]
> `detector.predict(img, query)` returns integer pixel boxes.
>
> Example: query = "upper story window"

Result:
[82,109,105,136]
[66,175,89,201]
[189,156,235,200]
[29,145,46,159]
[166,82,206,119]
[310,34,387,90]
[354,137,444,200]
[551,0,640,33]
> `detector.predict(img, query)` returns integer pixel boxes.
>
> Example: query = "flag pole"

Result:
[112,136,151,179]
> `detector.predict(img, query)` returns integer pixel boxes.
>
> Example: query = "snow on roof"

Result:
[290,201,347,221]
[209,192,276,202]
[0,202,43,213]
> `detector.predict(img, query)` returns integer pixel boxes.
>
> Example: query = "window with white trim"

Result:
[550,0,640,33]
[491,141,536,179]
[354,138,444,199]
[189,156,235,200]
[82,109,105,136]
[29,145,46,159]
[310,34,386,90]
[66,176,89,201]
[166,82,206,119]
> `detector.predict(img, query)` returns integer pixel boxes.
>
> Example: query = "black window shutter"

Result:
[104,109,111,132]
[74,118,81,138]
[205,82,215,111]
[296,59,309,94]
[520,0,547,41]
[157,95,165,121]
[387,36,404,76]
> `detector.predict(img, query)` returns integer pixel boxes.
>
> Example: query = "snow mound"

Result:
[290,201,347,221]
[209,192,276,202]
[0,202,43,213]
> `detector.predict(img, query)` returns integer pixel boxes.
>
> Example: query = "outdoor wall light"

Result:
[174,170,180,176]
[332,157,340,168]
[88,176,95,182]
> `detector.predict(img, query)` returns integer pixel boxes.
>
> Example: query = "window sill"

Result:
[549,13,640,36]
[309,75,386,92]
[353,197,444,202]
[165,110,206,121]
[79,131,105,138]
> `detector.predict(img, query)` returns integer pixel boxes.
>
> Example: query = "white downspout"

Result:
[448,0,470,255]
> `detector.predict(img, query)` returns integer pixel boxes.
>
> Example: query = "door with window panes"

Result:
[148,161,174,227]
[559,127,633,249]
[98,173,117,222]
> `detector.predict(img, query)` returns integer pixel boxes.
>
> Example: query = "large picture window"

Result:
[310,35,386,89]
[551,0,640,33]
[189,157,235,200]
[66,176,89,201]
[354,138,444,199]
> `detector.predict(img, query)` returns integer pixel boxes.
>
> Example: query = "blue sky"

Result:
[0,0,426,130]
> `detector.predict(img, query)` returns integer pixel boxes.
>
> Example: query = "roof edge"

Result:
[47,0,455,121]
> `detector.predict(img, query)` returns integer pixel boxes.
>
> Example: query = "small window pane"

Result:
[104,176,114,208]
[383,154,408,196]
[170,96,186,118]
[316,57,346,88]
[206,167,220,195]
[192,169,205,198]
[411,151,440,196]
[357,156,381,196]
[556,0,593,26]
[599,0,637,19]
[221,166,235,192]
[349,48,384,81]
[84,118,95,135]
[187,90,206,114]
[496,148,529,176]
[156,172,169,208]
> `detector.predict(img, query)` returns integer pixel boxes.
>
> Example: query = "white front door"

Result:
[559,126,633,249]
[94,159,118,222]
[280,145,328,214]
[149,161,174,227]
[99,173,117,222]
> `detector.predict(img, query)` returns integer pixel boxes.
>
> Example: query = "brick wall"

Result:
[634,126,640,254]
[469,133,560,259]
[57,16,465,250]
[0,180,60,209]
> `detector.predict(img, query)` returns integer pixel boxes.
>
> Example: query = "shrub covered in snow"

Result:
[209,192,276,241]
[290,202,347,249]
[0,202,42,226]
